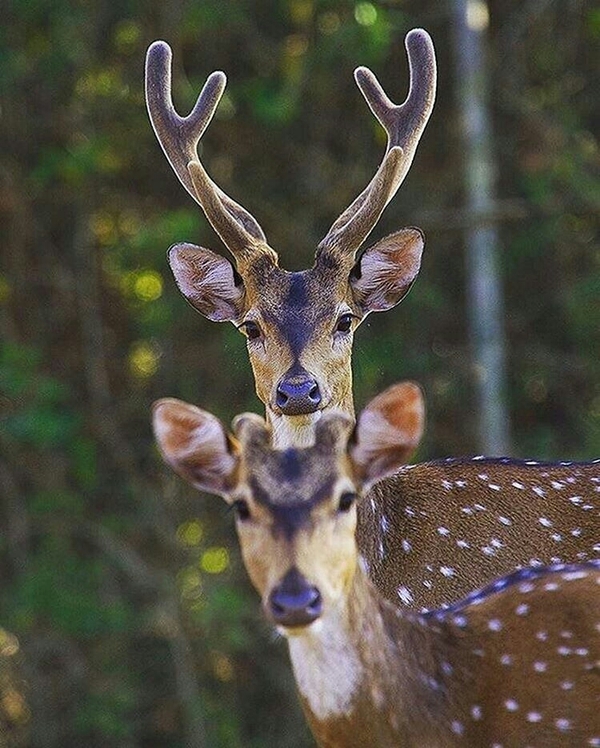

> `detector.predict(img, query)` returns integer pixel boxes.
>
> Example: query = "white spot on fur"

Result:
[562,570,588,581]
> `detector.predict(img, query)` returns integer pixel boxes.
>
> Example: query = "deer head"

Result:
[153,381,424,627]
[146,31,436,446]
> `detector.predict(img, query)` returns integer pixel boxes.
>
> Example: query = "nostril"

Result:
[306,588,322,614]
[276,386,289,408]
[308,383,321,404]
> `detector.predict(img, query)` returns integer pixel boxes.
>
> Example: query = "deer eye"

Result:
[240,321,262,341]
[233,499,251,521]
[338,492,356,513]
[335,313,354,334]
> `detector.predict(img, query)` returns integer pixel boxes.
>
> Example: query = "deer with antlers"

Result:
[146,31,599,613]
[153,383,600,747]
[145,30,434,448]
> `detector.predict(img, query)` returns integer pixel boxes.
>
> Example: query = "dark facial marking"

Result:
[286,272,309,308]
[270,502,313,540]
[269,479,338,539]
[247,453,339,540]
[247,474,312,539]
[278,448,303,481]
[282,273,312,357]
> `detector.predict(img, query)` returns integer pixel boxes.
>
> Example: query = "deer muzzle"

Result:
[275,365,322,416]
[268,568,323,628]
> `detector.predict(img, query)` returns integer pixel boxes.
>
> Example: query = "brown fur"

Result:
[152,387,600,747]
[359,458,600,610]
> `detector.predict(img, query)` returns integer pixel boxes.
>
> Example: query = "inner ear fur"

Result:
[168,243,244,322]
[350,227,424,313]
[152,398,238,497]
[350,381,425,487]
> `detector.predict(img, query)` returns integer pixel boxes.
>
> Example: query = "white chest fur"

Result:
[286,614,364,721]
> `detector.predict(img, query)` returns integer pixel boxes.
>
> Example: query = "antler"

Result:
[318,29,437,264]
[145,41,273,263]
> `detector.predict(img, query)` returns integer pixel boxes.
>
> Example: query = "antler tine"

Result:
[146,41,224,200]
[145,41,269,260]
[318,29,436,263]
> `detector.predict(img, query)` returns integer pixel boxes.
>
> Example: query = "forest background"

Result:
[1,0,599,745]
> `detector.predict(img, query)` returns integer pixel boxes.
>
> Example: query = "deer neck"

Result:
[286,561,462,747]
[267,388,355,448]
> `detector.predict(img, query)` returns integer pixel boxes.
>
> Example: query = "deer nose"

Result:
[275,367,322,415]
[268,568,323,628]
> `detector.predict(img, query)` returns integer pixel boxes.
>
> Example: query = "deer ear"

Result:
[350,228,423,313]
[350,381,424,488]
[168,243,244,322]
[153,398,238,497]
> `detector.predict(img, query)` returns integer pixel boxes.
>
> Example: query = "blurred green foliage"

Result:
[1,0,599,745]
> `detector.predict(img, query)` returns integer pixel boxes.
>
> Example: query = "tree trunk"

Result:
[452,0,511,455]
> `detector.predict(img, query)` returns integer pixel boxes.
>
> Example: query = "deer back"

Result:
[358,457,600,610]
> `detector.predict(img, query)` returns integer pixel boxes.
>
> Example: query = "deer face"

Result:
[229,415,360,629]
[169,230,423,445]
[153,381,424,631]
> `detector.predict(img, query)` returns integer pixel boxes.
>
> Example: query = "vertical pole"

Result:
[452,0,511,455]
